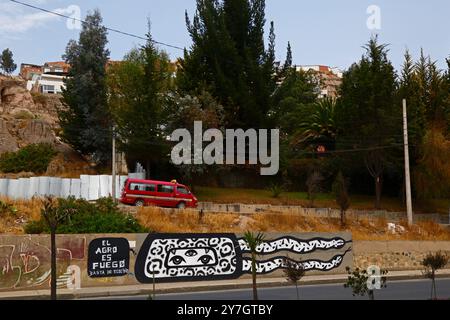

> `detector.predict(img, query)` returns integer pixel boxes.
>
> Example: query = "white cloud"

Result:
[0,0,76,34]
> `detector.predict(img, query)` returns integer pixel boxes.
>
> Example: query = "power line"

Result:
[9,0,185,51]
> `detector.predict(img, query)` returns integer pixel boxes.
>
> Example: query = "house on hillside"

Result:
[20,61,70,95]
[295,65,343,99]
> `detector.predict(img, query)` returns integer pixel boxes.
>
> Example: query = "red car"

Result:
[120,178,198,209]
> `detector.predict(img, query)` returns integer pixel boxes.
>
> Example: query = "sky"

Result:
[1,0,450,74]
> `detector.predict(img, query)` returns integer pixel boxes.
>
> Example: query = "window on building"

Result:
[41,85,55,94]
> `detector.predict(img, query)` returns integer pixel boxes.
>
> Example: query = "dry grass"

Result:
[136,207,450,241]
[0,196,42,234]
[136,206,242,233]
[2,197,450,241]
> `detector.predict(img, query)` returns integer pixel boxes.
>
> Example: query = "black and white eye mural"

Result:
[134,233,352,283]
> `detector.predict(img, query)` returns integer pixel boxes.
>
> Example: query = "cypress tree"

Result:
[59,10,111,165]
[178,0,277,129]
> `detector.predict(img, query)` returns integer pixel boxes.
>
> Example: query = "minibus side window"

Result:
[157,185,174,194]
[177,186,189,195]
[145,184,156,192]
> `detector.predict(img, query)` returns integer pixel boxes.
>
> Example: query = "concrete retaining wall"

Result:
[198,202,450,224]
[353,241,450,271]
[0,232,352,293]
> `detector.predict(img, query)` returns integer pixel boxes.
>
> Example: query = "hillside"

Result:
[0,75,95,177]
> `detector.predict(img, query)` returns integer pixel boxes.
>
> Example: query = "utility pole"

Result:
[112,125,117,203]
[403,99,413,226]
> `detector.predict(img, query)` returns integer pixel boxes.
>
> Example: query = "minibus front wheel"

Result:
[177,202,186,209]
[135,199,145,207]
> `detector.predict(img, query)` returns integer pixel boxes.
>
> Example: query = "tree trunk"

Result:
[374,175,382,209]
[295,282,299,300]
[340,209,346,227]
[50,229,57,300]
[252,253,258,300]
[431,272,436,300]
[368,290,375,300]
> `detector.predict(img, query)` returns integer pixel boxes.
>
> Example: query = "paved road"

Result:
[82,278,450,300]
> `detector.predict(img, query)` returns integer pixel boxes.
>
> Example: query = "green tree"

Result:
[422,251,448,300]
[164,90,224,189]
[59,10,111,165]
[108,25,172,175]
[282,257,305,300]
[397,50,425,152]
[337,36,399,209]
[40,197,73,300]
[413,126,450,199]
[344,266,388,300]
[332,171,350,227]
[415,49,449,127]
[0,48,17,75]
[243,231,265,300]
[178,0,278,129]
[294,97,337,151]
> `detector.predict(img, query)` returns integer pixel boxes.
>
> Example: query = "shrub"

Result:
[24,197,149,234]
[269,183,283,198]
[422,251,449,300]
[0,200,17,217]
[0,143,57,174]
[13,110,35,120]
[344,266,388,300]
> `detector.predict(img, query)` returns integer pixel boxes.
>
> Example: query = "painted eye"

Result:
[185,249,198,257]
[170,256,186,265]
[198,255,213,265]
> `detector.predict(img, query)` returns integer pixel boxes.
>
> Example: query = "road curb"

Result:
[1,272,450,300]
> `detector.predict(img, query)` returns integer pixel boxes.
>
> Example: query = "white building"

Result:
[295,65,343,98]
[26,73,66,94]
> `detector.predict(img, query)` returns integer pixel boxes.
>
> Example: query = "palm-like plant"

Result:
[244,231,265,301]
[293,97,337,149]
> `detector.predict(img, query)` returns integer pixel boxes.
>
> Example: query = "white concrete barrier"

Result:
[7,179,19,199]
[80,175,89,200]
[38,177,50,197]
[99,175,110,198]
[61,179,71,198]
[28,177,39,198]
[88,175,100,201]
[18,178,30,200]
[70,179,81,199]
[0,174,134,201]
[0,179,9,197]
[49,177,62,197]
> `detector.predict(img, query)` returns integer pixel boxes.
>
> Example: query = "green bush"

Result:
[0,143,57,174]
[269,183,283,198]
[0,200,18,217]
[24,197,149,234]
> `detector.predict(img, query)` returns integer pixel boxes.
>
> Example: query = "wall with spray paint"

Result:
[0,233,353,293]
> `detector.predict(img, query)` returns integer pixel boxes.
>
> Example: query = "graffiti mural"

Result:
[135,233,352,283]
[0,236,86,290]
[88,238,130,278]
[0,233,352,293]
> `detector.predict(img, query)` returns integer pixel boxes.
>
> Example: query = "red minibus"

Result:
[120,178,198,209]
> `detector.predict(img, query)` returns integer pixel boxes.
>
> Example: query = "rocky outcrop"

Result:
[0,75,94,176]
[0,118,18,153]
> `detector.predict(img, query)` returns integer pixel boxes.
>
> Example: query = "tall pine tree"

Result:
[0,48,17,75]
[337,36,399,209]
[177,0,276,129]
[107,25,172,176]
[59,10,111,165]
